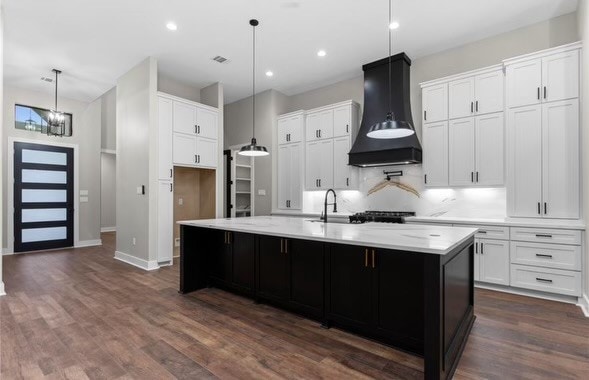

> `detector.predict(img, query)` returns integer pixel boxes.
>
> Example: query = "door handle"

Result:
[170,183,173,192]
[319,129,322,138]
[228,232,231,244]
[471,102,473,113]
[280,238,284,253]
[424,110,427,121]
[364,249,368,267]
[476,172,479,183]
[319,179,321,187]
[195,155,198,163]
[195,125,198,134]
[346,124,349,133]
[475,242,478,254]
[224,231,227,244]
[537,202,541,215]
[535,254,553,259]
[480,243,484,254]
[371,249,375,268]
[535,234,553,238]
[284,239,288,254]
[475,101,479,112]
[170,168,173,178]
[543,86,547,99]
[471,172,474,182]
[536,277,553,284]
[537,87,540,100]
[424,174,427,184]
[346,178,349,187]
[544,202,547,215]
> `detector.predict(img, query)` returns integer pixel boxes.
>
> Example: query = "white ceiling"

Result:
[4,0,578,104]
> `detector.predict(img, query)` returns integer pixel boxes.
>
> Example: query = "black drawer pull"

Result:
[536,277,553,284]
[535,254,553,259]
[535,234,553,238]
[478,230,487,234]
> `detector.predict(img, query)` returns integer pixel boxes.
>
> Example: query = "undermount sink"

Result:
[305,218,351,225]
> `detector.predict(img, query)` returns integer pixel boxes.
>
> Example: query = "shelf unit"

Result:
[230,148,255,218]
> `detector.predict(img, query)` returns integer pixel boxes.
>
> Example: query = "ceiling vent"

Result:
[41,77,54,82]
[212,55,229,64]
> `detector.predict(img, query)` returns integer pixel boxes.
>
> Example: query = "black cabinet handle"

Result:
[480,243,484,254]
[371,249,375,268]
[471,102,474,113]
[280,238,284,253]
[479,230,487,234]
[319,179,321,187]
[195,125,198,134]
[424,110,427,121]
[544,86,547,99]
[536,277,553,284]
[537,202,541,215]
[170,169,173,178]
[170,183,173,192]
[475,242,478,254]
[537,87,540,100]
[535,234,553,238]
[195,155,198,163]
[475,101,479,112]
[346,124,349,133]
[471,172,474,182]
[346,178,349,187]
[364,249,369,267]
[544,202,547,215]
[319,129,322,138]
[424,174,427,184]
[535,254,553,259]
[476,172,479,183]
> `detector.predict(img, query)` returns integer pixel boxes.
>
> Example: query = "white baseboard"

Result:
[1,248,13,256]
[100,227,116,233]
[75,239,102,248]
[0,282,5,296]
[114,251,159,271]
[578,294,589,317]
[475,282,579,305]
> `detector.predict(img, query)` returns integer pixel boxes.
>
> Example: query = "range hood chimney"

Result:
[349,53,422,167]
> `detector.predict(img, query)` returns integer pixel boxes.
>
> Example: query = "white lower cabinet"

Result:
[157,181,173,263]
[475,238,509,285]
[510,265,582,297]
[277,143,303,210]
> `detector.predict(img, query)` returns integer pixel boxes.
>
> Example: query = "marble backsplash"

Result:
[302,165,507,218]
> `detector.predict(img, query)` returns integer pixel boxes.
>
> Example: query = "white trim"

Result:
[75,239,102,248]
[305,99,358,115]
[475,282,579,304]
[2,249,14,256]
[7,137,80,253]
[114,251,159,271]
[100,226,116,233]
[420,64,504,88]
[101,148,116,155]
[503,41,582,66]
[277,109,306,119]
[156,91,219,112]
[578,294,589,317]
[0,282,5,296]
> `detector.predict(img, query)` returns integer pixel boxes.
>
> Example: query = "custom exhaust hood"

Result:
[348,53,422,167]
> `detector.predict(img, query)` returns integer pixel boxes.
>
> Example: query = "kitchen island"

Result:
[179,216,477,380]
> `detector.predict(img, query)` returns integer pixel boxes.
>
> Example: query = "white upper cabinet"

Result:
[333,105,352,137]
[306,139,333,190]
[173,133,197,167]
[173,101,197,135]
[278,112,304,145]
[449,78,475,119]
[333,137,356,189]
[541,99,579,219]
[422,83,448,123]
[423,121,448,187]
[196,138,218,168]
[506,45,580,108]
[277,143,303,210]
[196,107,218,140]
[474,70,504,114]
[541,50,579,103]
[448,117,476,186]
[157,96,173,181]
[475,113,504,186]
[507,105,543,217]
[306,109,334,141]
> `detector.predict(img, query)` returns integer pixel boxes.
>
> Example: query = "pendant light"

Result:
[239,19,269,157]
[367,0,415,139]
[24,107,36,130]
[47,69,66,137]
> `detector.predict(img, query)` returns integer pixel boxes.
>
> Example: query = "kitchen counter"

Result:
[179,216,477,255]
[406,215,586,229]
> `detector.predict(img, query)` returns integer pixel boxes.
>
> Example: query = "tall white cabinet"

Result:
[277,111,305,210]
[505,42,581,219]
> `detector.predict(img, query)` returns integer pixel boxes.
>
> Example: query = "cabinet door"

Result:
[173,133,197,166]
[196,137,218,168]
[373,250,424,352]
[231,232,255,294]
[448,117,475,186]
[277,145,290,209]
[209,230,233,283]
[423,121,448,186]
[333,106,351,137]
[288,115,303,143]
[306,112,322,141]
[422,84,448,123]
[258,236,289,300]
[478,239,510,285]
[542,50,579,103]
[475,113,504,186]
[449,77,475,119]
[318,139,334,189]
[474,240,481,281]
[328,244,372,327]
[196,107,218,140]
[305,141,322,190]
[158,97,173,180]
[506,60,542,108]
[475,70,504,114]
[288,143,303,210]
[277,118,290,145]
[289,239,324,317]
[317,110,334,139]
[173,101,197,135]
[507,105,542,217]
[157,181,173,263]
[333,137,353,189]
[542,99,579,218]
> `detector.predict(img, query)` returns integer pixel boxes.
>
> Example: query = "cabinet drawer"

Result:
[510,265,581,297]
[454,224,509,240]
[509,227,581,245]
[510,242,581,271]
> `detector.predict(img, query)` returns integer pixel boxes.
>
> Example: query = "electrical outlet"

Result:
[132,237,136,246]
[258,189,266,196]
[174,238,180,247]
[178,198,183,206]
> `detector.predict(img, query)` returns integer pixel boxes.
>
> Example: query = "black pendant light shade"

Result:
[239,19,269,157]
[367,0,415,140]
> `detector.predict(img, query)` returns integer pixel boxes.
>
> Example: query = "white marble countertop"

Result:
[179,216,477,255]
[406,215,586,230]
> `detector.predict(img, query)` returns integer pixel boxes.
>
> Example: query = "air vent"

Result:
[212,56,229,64]
[41,77,53,82]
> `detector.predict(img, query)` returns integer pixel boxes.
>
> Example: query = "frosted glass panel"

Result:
[22,208,67,223]
[22,189,67,203]
[22,149,67,166]
[22,169,67,184]
[22,227,67,243]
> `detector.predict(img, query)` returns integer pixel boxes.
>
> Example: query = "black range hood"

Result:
[349,53,422,167]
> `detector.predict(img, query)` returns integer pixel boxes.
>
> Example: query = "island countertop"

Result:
[178,216,477,255]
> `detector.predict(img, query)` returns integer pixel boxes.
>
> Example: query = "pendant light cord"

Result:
[388,0,392,117]
[252,22,256,140]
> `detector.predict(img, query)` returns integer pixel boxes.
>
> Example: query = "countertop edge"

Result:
[406,216,586,230]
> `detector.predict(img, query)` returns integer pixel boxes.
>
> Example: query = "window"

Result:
[15,104,73,136]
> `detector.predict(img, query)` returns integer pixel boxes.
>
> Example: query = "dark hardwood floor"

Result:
[1,232,588,379]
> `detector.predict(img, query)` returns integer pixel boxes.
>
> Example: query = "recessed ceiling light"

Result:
[166,22,178,31]
[265,71,274,77]
[317,50,327,57]
[389,21,399,30]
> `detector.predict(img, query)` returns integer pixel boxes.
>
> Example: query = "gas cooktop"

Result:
[349,211,415,224]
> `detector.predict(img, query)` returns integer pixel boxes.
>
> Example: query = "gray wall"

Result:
[100,153,116,229]
[116,57,157,261]
[100,86,116,151]
[158,74,201,103]
[578,1,589,303]
[2,86,102,248]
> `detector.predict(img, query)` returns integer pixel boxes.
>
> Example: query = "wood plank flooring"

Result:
[1,232,588,379]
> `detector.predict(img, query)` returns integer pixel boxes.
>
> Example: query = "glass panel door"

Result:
[14,142,74,252]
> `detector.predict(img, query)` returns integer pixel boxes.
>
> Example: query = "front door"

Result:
[14,142,74,252]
